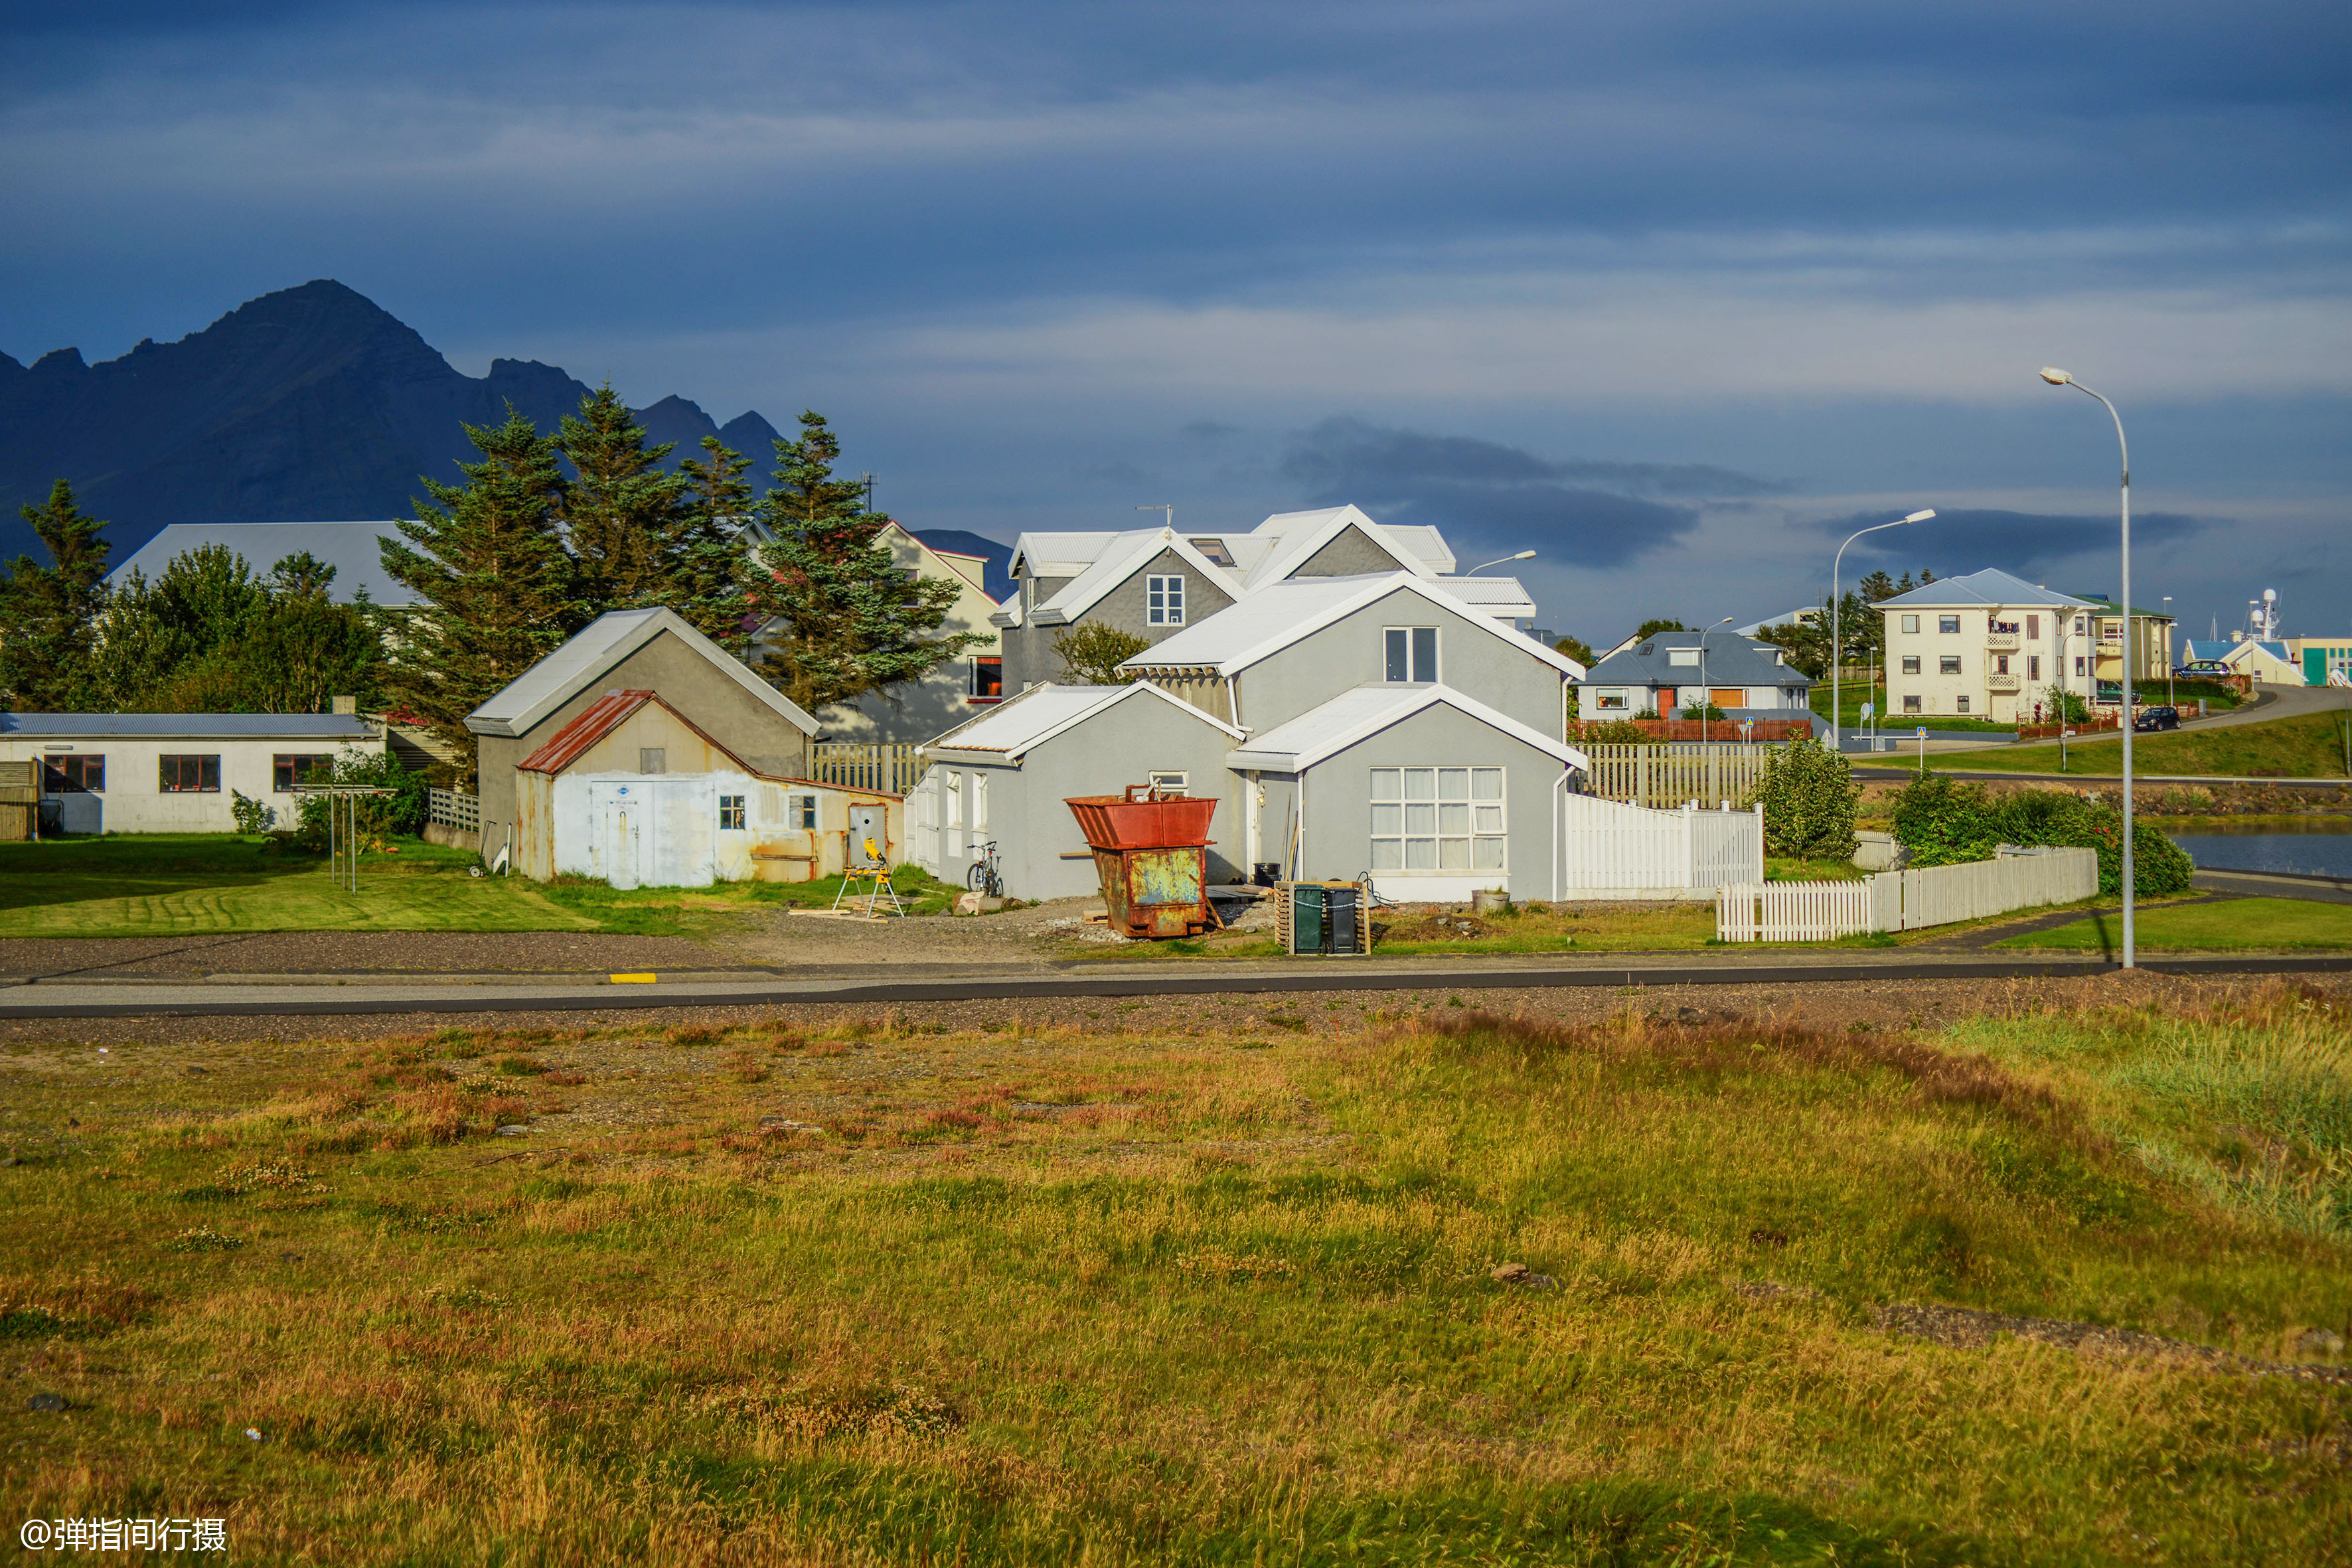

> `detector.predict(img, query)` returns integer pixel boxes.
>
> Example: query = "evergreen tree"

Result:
[381,409,580,776]
[1858,570,1898,603]
[1551,634,1595,666]
[669,436,757,651]
[239,556,385,714]
[749,411,982,713]
[1630,617,1687,641]
[89,547,385,714]
[0,480,112,710]
[558,384,688,615]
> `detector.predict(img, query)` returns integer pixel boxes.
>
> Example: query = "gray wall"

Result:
[1235,588,1569,738]
[475,630,811,862]
[1293,702,1568,898]
[931,695,1245,900]
[1289,525,1410,577]
[1003,550,1235,692]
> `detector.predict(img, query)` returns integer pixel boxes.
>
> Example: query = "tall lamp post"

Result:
[1833,510,1936,749]
[1696,616,1735,744]
[2041,366,2135,969]
[2162,596,2174,707]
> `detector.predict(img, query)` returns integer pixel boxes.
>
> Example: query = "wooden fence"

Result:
[1560,794,1764,896]
[812,742,925,796]
[426,787,480,833]
[1575,718,1814,744]
[1579,744,1776,808]
[1717,846,2097,941]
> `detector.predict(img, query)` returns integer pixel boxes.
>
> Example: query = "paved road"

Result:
[2,949,2345,1020]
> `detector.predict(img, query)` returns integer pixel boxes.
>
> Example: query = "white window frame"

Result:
[1667,649,1700,666]
[1147,769,1188,792]
[718,794,746,831]
[1146,574,1185,626]
[1368,767,1505,874]
[1383,626,1439,683]
[1593,688,1630,711]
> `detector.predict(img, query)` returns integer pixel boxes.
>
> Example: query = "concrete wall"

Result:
[0,733,383,834]
[1235,588,1569,737]
[537,769,901,888]
[1290,702,1569,902]
[1289,525,1409,578]
[475,629,812,864]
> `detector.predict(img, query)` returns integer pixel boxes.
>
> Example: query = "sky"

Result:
[3,0,2347,645]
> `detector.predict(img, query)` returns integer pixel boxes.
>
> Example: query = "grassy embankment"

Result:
[0,835,959,939]
[1999,897,2352,953]
[1934,710,2352,779]
[3,987,2347,1563]
[1809,684,2010,732]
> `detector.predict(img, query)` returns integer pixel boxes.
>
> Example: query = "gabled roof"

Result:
[108,520,416,605]
[2224,639,2294,665]
[1875,570,2094,609]
[518,690,757,775]
[1027,528,1242,626]
[1237,505,1452,588]
[465,607,819,740]
[2181,640,2235,664]
[1228,683,1589,772]
[1581,630,1808,688]
[1119,572,1585,680]
[921,680,1243,763]
[1425,575,1537,620]
[0,712,376,740]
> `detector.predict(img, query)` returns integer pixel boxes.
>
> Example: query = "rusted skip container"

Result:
[1066,785,1217,939]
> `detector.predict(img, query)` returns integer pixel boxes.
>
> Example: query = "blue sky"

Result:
[4,1,2346,644]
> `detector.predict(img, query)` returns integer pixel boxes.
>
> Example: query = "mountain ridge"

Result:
[0,280,783,566]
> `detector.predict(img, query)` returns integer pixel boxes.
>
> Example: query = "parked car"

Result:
[2134,706,2181,732]
[2177,660,2229,676]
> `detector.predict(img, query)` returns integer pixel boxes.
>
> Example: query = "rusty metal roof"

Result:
[517,690,757,776]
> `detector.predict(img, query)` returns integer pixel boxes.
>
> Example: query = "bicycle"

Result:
[967,840,1003,898]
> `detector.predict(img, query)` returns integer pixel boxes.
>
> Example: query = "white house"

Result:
[1874,570,2098,724]
[0,712,383,834]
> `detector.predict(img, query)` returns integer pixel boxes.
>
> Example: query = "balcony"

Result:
[1987,672,2022,693]
[1986,631,2021,652]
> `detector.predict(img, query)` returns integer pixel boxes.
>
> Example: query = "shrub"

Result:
[291,747,428,850]
[1889,775,2001,867]
[229,790,275,834]
[1573,719,1659,745]
[1890,780,2195,895]
[1755,737,1859,859]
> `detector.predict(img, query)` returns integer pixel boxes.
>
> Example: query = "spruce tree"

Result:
[557,384,687,615]
[0,480,112,710]
[749,410,982,713]
[670,436,757,652]
[381,409,580,777]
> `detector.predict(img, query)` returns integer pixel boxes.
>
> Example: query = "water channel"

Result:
[2166,819,2352,880]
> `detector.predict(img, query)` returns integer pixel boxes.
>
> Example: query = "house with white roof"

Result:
[1873,570,2102,724]
[108,521,418,605]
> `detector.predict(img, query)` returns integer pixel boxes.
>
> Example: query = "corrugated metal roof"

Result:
[517,689,760,775]
[1122,572,1583,680]
[0,712,375,739]
[1580,631,1808,689]
[465,607,818,740]
[108,522,417,605]
[1227,683,1587,772]
[1874,570,2094,609]
[922,680,1241,761]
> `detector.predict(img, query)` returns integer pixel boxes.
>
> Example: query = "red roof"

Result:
[518,690,756,776]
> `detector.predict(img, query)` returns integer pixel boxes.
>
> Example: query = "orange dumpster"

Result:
[1065,784,1218,939]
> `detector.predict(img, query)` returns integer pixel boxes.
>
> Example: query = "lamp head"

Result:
[2039,367,2073,386]
[1511,550,1535,561]
[1903,509,1936,524]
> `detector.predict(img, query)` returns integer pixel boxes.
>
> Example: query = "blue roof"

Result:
[106,521,416,606]
[1579,630,1811,688]
[0,713,375,739]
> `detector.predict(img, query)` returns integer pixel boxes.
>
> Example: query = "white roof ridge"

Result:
[1227,682,1588,771]
[921,679,1241,761]
[464,606,818,738]
[1121,572,1583,680]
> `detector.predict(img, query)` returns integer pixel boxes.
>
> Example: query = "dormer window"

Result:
[1668,649,1700,667]
[1147,574,1185,625]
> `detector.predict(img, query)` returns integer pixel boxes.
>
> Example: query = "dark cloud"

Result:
[1278,418,1749,568]
[1820,507,2209,574]
[1181,420,1240,440]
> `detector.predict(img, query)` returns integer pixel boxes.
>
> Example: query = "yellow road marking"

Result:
[608,973,657,984]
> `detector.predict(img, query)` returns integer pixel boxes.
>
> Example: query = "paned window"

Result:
[1900,656,1921,675]
[1368,767,1505,872]
[41,755,104,793]
[1901,614,1920,634]
[2029,656,2041,680]
[1938,615,1961,634]
[1938,655,1962,675]
[1956,696,1970,713]
[159,755,221,793]
[718,795,746,830]
[1903,695,1922,712]
[1995,655,2010,674]
[272,754,332,793]
[1146,575,1184,626]
[2027,615,2040,639]
[1383,627,1439,682]
[794,793,819,830]
[1593,688,1629,710]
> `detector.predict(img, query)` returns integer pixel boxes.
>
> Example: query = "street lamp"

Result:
[2163,596,2174,708]
[1697,615,1735,744]
[1833,510,1936,750]
[2041,366,2136,969]
[1466,550,1536,574]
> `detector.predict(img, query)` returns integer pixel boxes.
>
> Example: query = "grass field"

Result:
[0,835,961,939]
[3,987,2347,1563]
[1998,896,2352,952]
[1936,710,2352,779]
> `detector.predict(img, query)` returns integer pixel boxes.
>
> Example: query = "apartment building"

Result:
[1875,570,2098,724]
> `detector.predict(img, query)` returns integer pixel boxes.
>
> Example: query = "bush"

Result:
[1574,719,1660,745]
[229,790,275,834]
[1755,737,1858,859]
[291,747,428,851]
[1890,781,2195,896]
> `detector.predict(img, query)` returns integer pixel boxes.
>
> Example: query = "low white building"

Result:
[0,712,382,834]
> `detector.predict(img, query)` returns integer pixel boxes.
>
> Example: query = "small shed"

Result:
[513,690,902,888]
[909,682,1247,900]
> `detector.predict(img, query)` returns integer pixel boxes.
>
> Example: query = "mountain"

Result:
[0,280,782,566]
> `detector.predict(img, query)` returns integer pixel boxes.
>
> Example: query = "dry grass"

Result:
[2,988,2348,1563]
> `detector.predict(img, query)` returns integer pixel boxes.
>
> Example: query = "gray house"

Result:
[911,682,1247,900]
[1577,630,1814,724]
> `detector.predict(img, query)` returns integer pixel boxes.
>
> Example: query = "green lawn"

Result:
[1938,710,2352,779]
[1810,683,2013,731]
[1997,896,2352,951]
[0,834,961,938]
[4,994,2346,1562]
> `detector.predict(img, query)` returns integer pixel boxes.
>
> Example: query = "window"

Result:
[272,754,332,793]
[1938,615,1961,635]
[639,747,666,774]
[2027,615,2040,639]
[1384,627,1439,682]
[1189,537,1234,567]
[2029,656,2041,680]
[1995,655,2010,675]
[974,773,989,833]
[1147,770,1188,792]
[970,657,1003,699]
[2073,616,2086,635]
[1593,688,1629,710]
[1956,696,1970,714]
[1900,656,1921,675]
[1146,574,1184,626]
[1903,695,1922,712]
[159,755,220,793]
[1938,656,1962,675]
[1668,649,1700,666]
[795,793,819,830]
[2075,656,2088,676]
[1901,614,1919,634]
[41,755,103,793]
[718,795,746,830]
[944,771,963,830]
[1368,767,1505,872]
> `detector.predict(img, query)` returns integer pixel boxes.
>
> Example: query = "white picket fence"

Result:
[1717,846,2098,941]
[1560,793,1764,898]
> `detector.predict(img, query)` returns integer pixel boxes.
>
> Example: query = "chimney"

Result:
[332,695,357,715]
